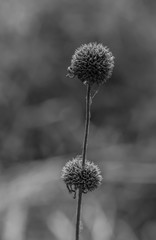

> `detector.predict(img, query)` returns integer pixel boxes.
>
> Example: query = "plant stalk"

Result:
[75,83,91,240]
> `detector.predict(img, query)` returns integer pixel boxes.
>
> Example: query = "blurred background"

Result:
[0,0,156,239]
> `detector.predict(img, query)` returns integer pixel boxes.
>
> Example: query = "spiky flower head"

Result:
[67,42,114,85]
[61,156,102,198]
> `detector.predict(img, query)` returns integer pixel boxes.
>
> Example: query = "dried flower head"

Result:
[61,156,102,198]
[67,42,114,85]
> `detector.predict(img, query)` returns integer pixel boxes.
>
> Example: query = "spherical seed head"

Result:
[67,42,114,85]
[61,156,102,197]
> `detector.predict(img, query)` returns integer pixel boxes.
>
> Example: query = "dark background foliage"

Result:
[0,0,156,239]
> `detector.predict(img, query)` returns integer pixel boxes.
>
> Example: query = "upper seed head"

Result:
[67,42,114,85]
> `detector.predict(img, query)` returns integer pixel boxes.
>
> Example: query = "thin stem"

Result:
[75,83,91,240]
[75,187,82,240]
[82,83,91,167]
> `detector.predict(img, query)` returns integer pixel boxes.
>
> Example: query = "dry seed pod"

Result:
[61,156,102,198]
[67,42,114,85]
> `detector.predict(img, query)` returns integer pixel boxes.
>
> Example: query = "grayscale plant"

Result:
[61,42,114,240]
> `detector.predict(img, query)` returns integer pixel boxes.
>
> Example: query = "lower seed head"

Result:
[61,156,103,195]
